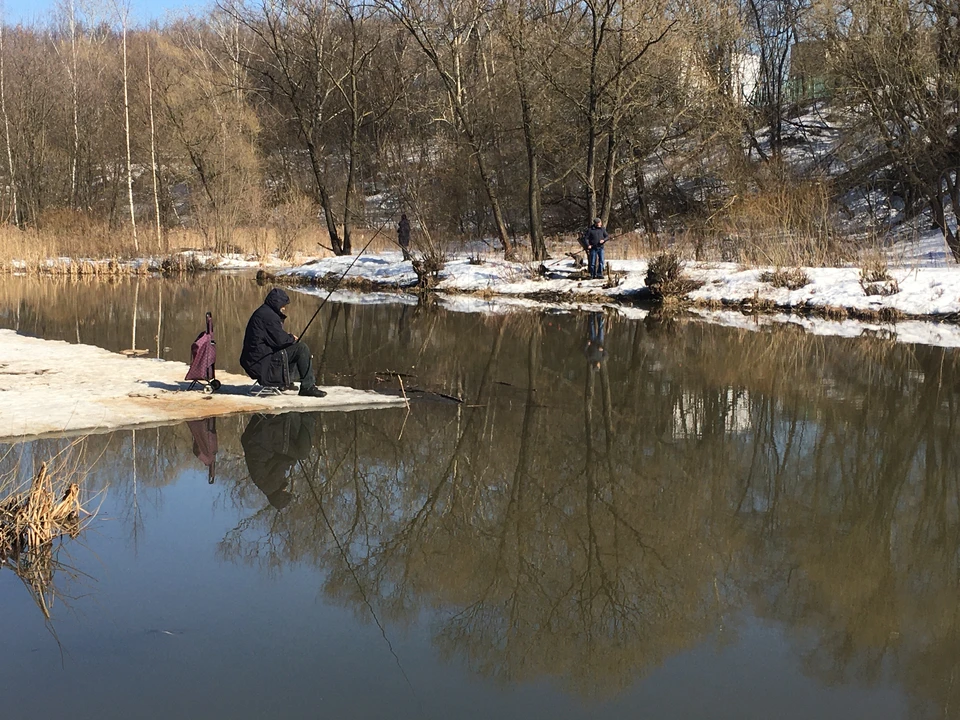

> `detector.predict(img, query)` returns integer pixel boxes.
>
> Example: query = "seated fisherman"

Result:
[240,288,326,397]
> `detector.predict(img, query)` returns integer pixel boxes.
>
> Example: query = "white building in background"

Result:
[680,41,833,107]
[679,48,761,106]
[731,51,761,105]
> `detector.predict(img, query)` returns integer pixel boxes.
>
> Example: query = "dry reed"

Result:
[759,267,811,290]
[0,460,94,619]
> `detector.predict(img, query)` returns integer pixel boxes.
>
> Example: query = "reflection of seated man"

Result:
[240,413,315,510]
[240,287,326,398]
[584,312,607,370]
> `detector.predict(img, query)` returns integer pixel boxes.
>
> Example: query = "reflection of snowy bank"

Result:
[0,330,405,442]
[294,284,639,317]
[688,308,960,349]
[305,283,960,349]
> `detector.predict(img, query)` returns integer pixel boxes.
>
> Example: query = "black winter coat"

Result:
[583,226,609,248]
[240,288,296,384]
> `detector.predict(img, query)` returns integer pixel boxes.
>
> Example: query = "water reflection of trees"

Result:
[199,310,960,713]
[6,297,960,713]
[0,275,300,374]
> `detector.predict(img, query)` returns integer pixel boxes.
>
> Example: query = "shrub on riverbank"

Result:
[645,252,703,299]
[759,267,811,290]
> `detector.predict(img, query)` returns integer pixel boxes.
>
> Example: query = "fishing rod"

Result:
[298,217,394,339]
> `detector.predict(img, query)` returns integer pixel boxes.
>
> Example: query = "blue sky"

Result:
[2,0,211,25]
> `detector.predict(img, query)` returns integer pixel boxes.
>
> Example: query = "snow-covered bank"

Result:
[1,251,296,276]
[299,284,960,348]
[280,250,960,320]
[281,252,649,300]
[0,330,406,442]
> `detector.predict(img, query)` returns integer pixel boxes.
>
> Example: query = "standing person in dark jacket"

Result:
[240,288,326,397]
[583,218,609,279]
[397,213,412,260]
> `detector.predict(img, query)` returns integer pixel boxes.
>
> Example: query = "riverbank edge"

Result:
[267,254,960,328]
[0,251,293,276]
[8,249,960,327]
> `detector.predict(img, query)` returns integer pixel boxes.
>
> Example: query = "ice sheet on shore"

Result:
[0,330,406,442]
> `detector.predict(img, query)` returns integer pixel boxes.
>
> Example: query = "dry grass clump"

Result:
[1,460,94,619]
[152,254,218,275]
[859,253,900,296]
[759,267,811,290]
[645,252,702,299]
[412,245,446,289]
[860,253,893,283]
[703,169,850,267]
[860,278,900,296]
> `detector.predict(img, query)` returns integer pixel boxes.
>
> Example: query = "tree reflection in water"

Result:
[7,286,959,715]
[204,307,960,714]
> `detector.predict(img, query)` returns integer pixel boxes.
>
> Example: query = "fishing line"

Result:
[295,458,429,717]
[298,217,395,340]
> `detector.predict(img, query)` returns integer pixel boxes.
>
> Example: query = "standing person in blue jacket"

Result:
[583,217,608,279]
[240,288,326,397]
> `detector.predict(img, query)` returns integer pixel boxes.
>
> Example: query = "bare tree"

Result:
[379,0,516,256]
[496,0,548,259]
[323,0,384,255]
[222,0,349,254]
[0,17,19,227]
[828,0,960,257]
[114,0,138,251]
[52,0,83,208]
[541,0,678,226]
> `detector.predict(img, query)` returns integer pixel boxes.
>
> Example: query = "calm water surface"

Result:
[1,275,957,719]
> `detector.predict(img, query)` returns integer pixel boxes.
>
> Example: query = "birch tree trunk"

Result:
[66,0,81,208]
[0,21,19,228]
[119,1,139,252]
[147,43,162,250]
